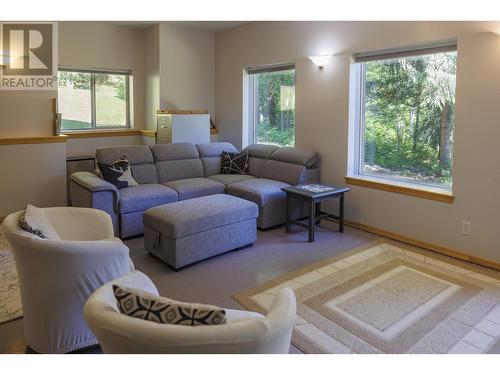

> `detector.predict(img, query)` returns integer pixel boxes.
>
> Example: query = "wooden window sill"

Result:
[63,129,142,139]
[344,175,454,203]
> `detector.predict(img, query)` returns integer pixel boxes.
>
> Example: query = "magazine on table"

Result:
[296,184,336,193]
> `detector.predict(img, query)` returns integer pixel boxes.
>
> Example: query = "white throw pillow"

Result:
[19,204,60,240]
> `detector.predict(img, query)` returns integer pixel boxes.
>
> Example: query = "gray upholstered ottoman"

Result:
[143,194,258,269]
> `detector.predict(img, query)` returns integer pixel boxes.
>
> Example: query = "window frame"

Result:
[351,41,457,192]
[246,63,296,147]
[57,67,132,132]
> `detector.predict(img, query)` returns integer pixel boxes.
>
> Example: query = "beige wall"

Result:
[215,21,500,262]
[144,25,160,131]
[0,22,149,215]
[0,91,56,137]
[0,143,67,217]
[159,24,215,119]
[66,135,144,157]
[59,22,145,130]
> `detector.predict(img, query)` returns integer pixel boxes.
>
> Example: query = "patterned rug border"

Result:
[0,233,23,325]
[232,238,500,354]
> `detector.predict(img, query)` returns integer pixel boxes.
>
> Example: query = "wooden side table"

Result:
[281,184,350,242]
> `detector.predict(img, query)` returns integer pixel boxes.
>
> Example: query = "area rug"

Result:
[234,240,500,354]
[0,232,22,324]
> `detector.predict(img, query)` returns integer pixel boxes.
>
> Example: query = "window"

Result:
[248,64,295,146]
[57,69,131,131]
[352,42,457,189]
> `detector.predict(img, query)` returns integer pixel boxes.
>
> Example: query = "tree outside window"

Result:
[359,49,457,188]
[251,68,295,146]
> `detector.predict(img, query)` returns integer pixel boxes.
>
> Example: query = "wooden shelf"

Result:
[139,130,156,138]
[157,109,208,115]
[63,129,142,139]
[0,135,68,145]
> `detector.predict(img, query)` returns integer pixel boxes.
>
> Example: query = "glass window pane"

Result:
[58,71,92,130]
[362,51,456,188]
[254,69,295,146]
[95,73,127,127]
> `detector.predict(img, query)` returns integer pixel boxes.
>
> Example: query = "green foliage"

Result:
[58,71,90,90]
[116,80,126,101]
[255,69,295,146]
[363,52,456,186]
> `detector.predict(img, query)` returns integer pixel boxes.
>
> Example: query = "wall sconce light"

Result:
[308,54,332,69]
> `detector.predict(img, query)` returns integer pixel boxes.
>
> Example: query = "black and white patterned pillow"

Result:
[220,151,249,175]
[113,285,226,326]
[98,156,138,189]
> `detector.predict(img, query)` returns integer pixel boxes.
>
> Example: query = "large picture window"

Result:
[248,64,295,146]
[353,42,457,189]
[57,69,131,131]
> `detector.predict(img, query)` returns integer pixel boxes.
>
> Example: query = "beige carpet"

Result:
[0,233,22,324]
[234,240,500,354]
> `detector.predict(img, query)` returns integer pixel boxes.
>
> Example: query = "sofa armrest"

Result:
[301,168,320,184]
[70,172,120,235]
[71,171,119,195]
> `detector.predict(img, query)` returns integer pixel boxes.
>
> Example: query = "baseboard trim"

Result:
[343,219,500,272]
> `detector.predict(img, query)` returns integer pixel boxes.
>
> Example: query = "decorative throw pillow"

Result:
[19,204,60,240]
[113,285,226,326]
[220,151,250,175]
[98,156,138,189]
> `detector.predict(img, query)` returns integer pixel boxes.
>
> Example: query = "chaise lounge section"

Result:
[70,142,320,238]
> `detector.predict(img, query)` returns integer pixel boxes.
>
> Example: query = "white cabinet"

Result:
[157,111,210,144]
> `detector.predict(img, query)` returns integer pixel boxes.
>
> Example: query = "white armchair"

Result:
[1,207,133,354]
[84,271,296,354]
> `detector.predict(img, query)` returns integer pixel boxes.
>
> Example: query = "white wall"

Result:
[58,22,146,129]
[159,24,215,119]
[215,21,500,262]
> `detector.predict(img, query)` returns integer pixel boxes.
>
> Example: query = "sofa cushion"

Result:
[163,178,225,201]
[144,194,258,238]
[269,147,319,168]
[247,157,267,177]
[242,144,279,178]
[242,144,279,159]
[208,174,255,186]
[156,159,204,183]
[118,184,178,214]
[260,159,307,186]
[197,142,239,177]
[151,143,204,182]
[97,146,158,184]
[151,143,200,161]
[226,178,290,208]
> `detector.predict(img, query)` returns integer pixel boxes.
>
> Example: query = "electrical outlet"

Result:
[461,221,471,236]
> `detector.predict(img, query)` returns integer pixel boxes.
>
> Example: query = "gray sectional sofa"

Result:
[70,142,320,238]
